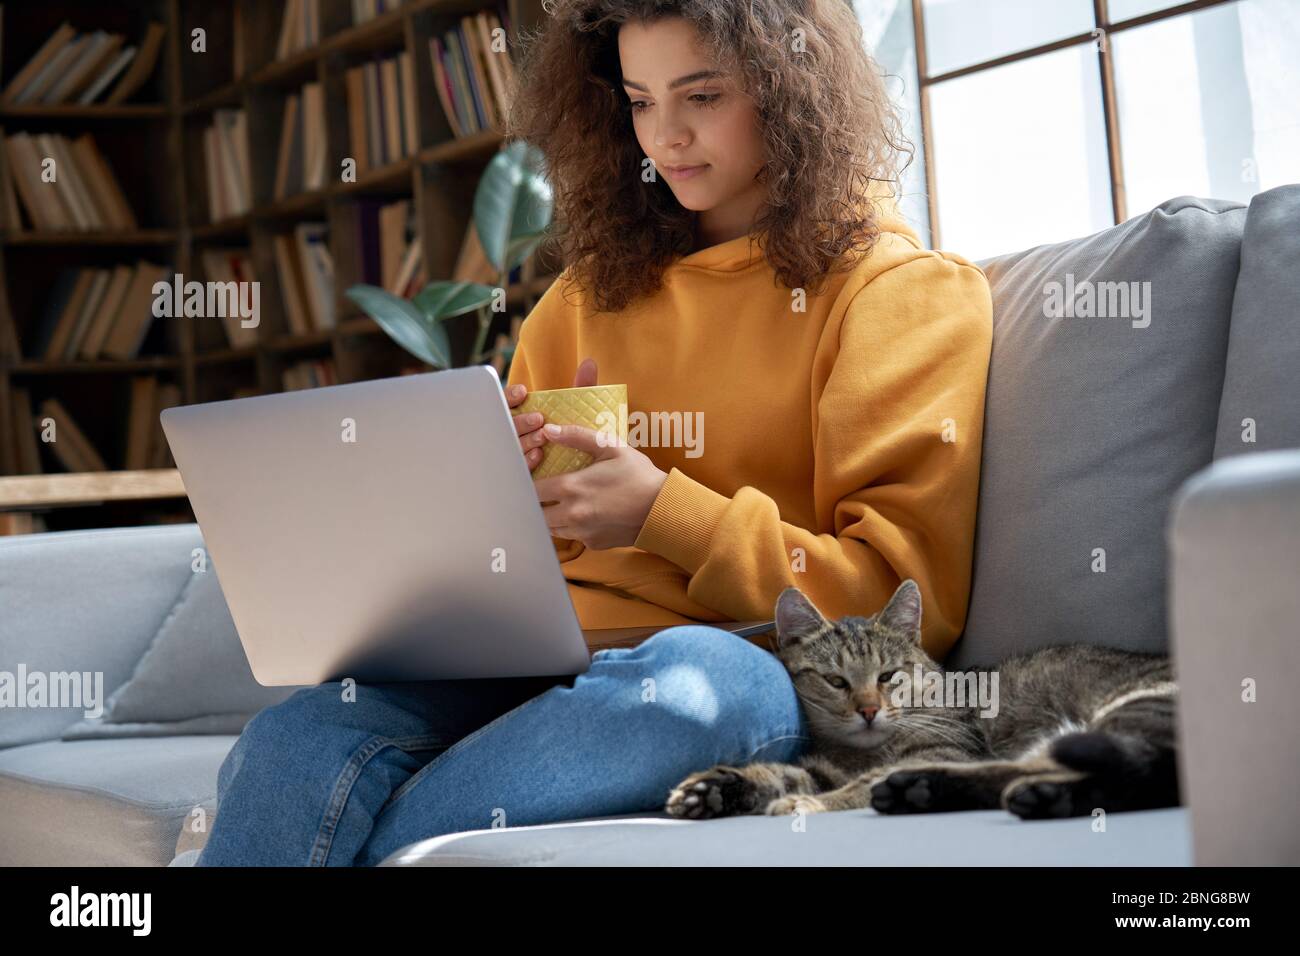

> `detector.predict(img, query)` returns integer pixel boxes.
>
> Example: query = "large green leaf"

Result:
[412,280,496,320]
[474,141,553,274]
[344,284,452,369]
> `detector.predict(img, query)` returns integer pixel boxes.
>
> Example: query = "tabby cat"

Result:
[665,579,1180,820]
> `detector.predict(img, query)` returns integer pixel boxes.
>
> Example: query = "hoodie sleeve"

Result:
[505,282,586,565]
[632,252,993,660]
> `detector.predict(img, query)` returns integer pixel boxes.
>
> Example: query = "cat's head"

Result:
[773,580,939,750]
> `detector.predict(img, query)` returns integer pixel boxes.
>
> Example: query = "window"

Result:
[892,0,1300,259]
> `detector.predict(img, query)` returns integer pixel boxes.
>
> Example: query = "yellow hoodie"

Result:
[506,206,992,662]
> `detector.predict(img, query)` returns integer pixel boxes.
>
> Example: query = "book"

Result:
[149,383,181,468]
[61,269,112,359]
[124,375,159,470]
[103,22,165,104]
[294,223,335,330]
[79,264,135,359]
[1,21,76,103]
[37,397,108,472]
[10,387,42,475]
[273,233,313,335]
[43,269,99,360]
[76,46,136,105]
[198,249,259,348]
[99,262,168,360]
[272,93,302,198]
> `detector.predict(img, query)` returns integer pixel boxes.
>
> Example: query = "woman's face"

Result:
[619,17,767,235]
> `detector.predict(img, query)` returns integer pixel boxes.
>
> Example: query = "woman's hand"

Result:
[508,358,600,471]
[507,383,547,472]
[532,424,669,550]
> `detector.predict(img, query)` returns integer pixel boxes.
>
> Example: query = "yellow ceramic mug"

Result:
[512,384,628,478]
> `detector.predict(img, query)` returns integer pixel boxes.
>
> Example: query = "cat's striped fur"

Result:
[665,579,1180,820]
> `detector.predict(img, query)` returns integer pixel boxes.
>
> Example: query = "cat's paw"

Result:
[1002,775,1081,819]
[765,794,827,816]
[665,766,760,819]
[870,769,944,814]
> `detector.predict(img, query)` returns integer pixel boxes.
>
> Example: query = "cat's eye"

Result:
[824,675,850,690]
[878,671,899,684]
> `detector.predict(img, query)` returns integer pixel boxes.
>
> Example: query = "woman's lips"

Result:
[664,163,708,180]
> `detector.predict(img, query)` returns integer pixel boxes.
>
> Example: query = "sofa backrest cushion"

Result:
[60,551,303,741]
[948,196,1246,668]
[1213,184,1300,459]
[1,525,204,748]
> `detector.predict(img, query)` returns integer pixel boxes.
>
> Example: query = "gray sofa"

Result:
[2,186,1297,866]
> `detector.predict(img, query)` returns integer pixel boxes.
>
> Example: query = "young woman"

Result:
[193,0,991,866]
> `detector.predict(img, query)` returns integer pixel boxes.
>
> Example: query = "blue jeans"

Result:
[195,626,811,866]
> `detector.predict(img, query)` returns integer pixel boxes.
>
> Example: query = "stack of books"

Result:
[203,109,252,221]
[274,83,327,198]
[344,52,419,172]
[276,0,323,59]
[347,198,424,298]
[197,248,260,348]
[7,378,180,475]
[0,20,165,106]
[25,262,170,362]
[282,358,337,391]
[429,10,517,138]
[3,132,137,232]
[273,223,335,334]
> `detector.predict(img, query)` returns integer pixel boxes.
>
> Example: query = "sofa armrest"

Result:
[1167,449,1300,865]
[0,523,205,749]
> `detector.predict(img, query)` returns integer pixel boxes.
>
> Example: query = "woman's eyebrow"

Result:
[622,70,725,92]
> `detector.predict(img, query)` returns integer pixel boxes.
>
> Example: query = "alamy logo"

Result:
[0,665,103,718]
[152,272,259,327]
[593,405,705,457]
[1042,273,1151,328]
[50,886,151,935]
[889,664,1000,718]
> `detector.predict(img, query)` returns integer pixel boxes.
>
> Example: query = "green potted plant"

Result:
[345,141,552,378]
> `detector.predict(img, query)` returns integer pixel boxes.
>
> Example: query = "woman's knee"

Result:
[631,626,804,733]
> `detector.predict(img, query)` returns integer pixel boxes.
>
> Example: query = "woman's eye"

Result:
[689,93,721,107]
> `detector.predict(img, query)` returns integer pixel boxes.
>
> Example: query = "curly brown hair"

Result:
[505,0,912,314]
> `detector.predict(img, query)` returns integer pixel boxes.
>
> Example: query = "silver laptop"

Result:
[160,365,774,686]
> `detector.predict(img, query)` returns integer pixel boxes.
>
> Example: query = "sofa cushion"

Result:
[0,524,205,749]
[950,196,1246,668]
[61,558,302,741]
[377,807,1191,866]
[1213,184,1300,459]
[0,736,235,866]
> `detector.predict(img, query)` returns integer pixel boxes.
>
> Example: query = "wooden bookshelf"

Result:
[0,0,559,530]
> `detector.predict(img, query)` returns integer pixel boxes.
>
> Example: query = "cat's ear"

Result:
[874,579,922,644]
[775,587,829,649]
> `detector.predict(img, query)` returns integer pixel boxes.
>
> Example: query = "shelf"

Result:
[194,346,259,365]
[9,356,182,375]
[192,215,253,240]
[0,469,185,509]
[2,229,178,247]
[181,83,245,116]
[336,158,416,195]
[267,329,335,352]
[258,190,328,222]
[0,104,170,121]
[0,0,549,496]
[420,129,507,165]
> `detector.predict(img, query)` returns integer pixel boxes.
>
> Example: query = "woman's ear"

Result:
[774,587,828,650]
